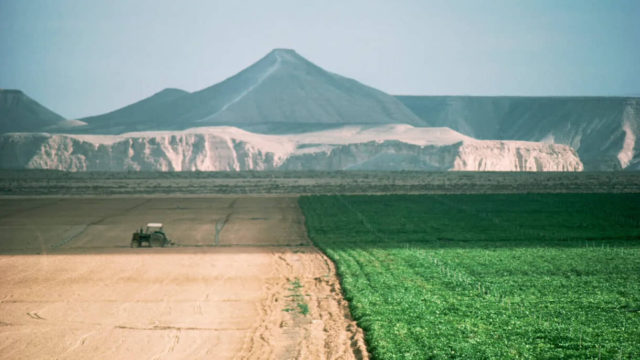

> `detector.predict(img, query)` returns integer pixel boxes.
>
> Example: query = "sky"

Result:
[1,0,639,119]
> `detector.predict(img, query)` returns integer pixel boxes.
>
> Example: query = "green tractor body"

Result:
[131,223,171,248]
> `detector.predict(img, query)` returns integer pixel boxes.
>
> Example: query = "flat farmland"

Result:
[0,197,367,359]
[2,170,640,196]
[300,194,640,359]
[0,197,309,252]
[3,173,640,359]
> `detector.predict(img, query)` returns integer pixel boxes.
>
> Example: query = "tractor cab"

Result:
[146,223,164,233]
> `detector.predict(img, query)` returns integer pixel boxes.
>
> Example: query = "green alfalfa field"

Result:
[299,193,640,359]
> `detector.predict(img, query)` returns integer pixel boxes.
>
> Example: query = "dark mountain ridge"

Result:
[0,89,65,133]
[396,96,640,170]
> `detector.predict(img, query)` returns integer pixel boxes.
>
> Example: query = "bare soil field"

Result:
[1,170,639,196]
[0,197,367,359]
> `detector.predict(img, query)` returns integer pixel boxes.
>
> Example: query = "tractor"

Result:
[130,223,171,248]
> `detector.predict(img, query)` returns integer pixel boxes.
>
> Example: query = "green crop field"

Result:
[299,194,640,359]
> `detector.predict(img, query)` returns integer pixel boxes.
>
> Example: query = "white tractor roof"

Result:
[147,223,163,228]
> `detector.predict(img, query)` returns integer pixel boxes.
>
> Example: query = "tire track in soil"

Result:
[0,199,63,220]
[51,199,152,249]
[214,199,236,246]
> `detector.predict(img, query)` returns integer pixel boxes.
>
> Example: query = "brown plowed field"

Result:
[0,197,367,359]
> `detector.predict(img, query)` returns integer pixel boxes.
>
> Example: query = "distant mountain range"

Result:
[78,49,426,134]
[1,49,638,171]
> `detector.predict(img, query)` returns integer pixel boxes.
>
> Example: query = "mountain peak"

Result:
[268,48,298,55]
[264,48,307,64]
[155,88,189,97]
[78,48,427,133]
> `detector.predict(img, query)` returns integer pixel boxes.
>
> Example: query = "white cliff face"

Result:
[8,131,291,171]
[617,101,638,169]
[0,125,583,172]
[454,142,583,171]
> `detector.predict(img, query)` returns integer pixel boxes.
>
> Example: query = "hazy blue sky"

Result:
[1,0,639,119]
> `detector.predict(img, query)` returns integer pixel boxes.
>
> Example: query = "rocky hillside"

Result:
[396,96,640,170]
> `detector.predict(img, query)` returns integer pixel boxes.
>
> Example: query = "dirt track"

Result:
[0,197,367,359]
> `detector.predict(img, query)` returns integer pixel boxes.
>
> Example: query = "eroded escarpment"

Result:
[1,125,583,171]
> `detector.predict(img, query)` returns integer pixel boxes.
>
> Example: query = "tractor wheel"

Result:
[131,241,139,248]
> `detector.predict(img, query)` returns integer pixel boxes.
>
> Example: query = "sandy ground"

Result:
[0,197,367,359]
